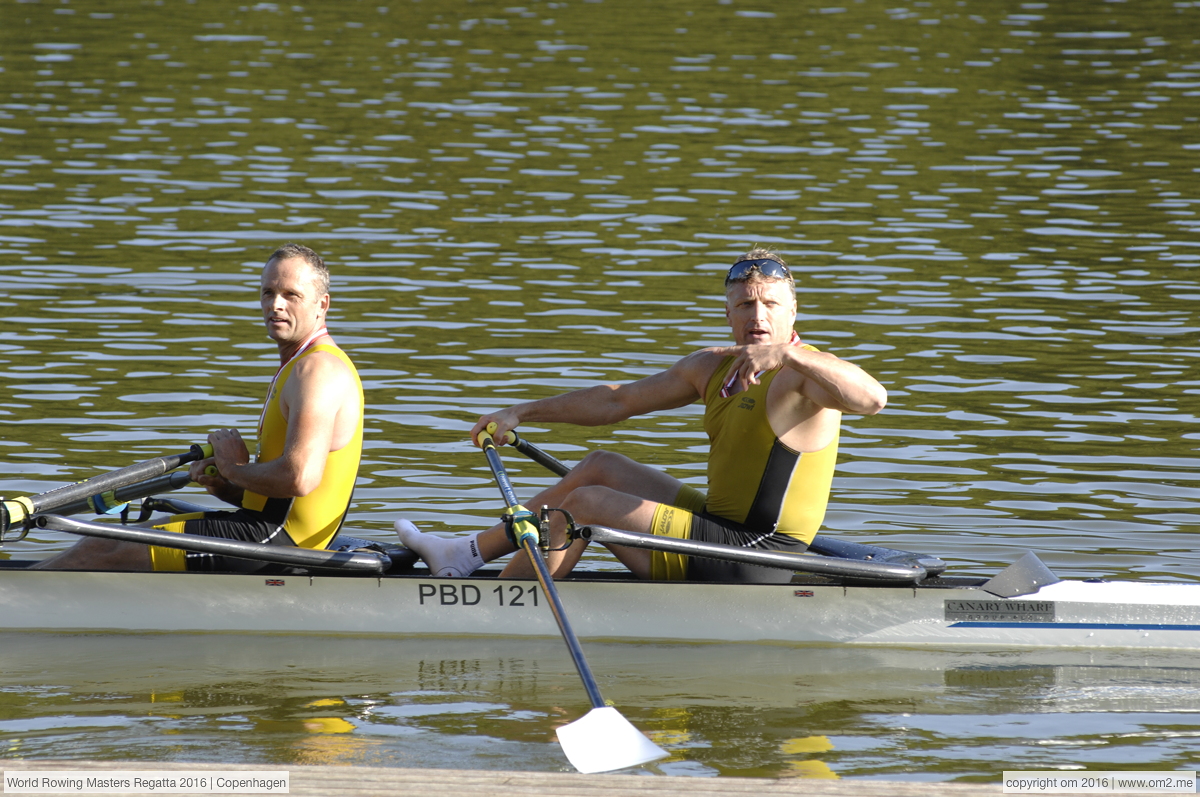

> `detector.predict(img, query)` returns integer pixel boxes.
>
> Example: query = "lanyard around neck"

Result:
[256,326,330,438]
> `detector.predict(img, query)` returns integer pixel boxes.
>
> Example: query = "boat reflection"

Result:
[10,632,1193,777]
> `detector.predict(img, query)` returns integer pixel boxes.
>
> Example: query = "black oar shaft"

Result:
[31,445,209,511]
[480,438,521,509]
[53,471,193,517]
[477,426,607,709]
[521,535,606,709]
[2,444,211,533]
[508,432,571,478]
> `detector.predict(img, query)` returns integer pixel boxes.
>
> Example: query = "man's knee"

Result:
[568,450,636,488]
[560,484,616,517]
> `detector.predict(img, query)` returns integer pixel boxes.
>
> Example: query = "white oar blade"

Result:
[555,706,667,774]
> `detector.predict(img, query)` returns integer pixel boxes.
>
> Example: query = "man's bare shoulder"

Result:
[675,347,731,371]
[288,348,357,394]
[665,347,730,389]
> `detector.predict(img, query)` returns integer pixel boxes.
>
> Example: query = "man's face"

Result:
[260,256,329,346]
[724,278,797,346]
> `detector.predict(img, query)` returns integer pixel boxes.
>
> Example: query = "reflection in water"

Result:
[1,0,1199,779]
[779,736,838,780]
[3,634,1200,778]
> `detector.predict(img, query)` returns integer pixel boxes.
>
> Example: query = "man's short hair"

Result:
[267,243,330,296]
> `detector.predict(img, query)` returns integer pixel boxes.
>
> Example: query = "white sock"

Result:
[394,519,484,578]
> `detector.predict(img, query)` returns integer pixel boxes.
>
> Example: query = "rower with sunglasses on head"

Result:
[395,248,887,582]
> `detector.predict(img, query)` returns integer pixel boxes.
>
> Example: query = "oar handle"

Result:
[476,425,520,450]
[476,425,496,447]
[478,423,539,547]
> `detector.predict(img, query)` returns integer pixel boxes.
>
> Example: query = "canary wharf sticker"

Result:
[944,600,1055,623]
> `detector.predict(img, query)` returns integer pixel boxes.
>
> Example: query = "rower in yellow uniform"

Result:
[394,248,887,583]
[33,244,364,572]
[646,333,840,581]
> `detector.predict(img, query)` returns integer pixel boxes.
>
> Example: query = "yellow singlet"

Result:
[240,343,364,550]
[700,346,838,544]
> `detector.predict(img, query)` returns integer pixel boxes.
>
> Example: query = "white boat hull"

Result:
[3,567,1200,650]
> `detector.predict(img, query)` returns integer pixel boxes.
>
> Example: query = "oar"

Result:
[1,443,212,535]
[53,471,194,518]
[505,430,571,478]
[476,422,666,774]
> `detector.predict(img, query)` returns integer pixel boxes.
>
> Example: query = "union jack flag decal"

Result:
[794,590,814,597]
[265,579,286,587]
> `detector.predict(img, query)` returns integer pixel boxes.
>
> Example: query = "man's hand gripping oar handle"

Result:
[477,423,540,550]
[0,442,213,536]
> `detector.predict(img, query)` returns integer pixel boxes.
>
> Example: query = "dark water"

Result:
[1,0,1199,781]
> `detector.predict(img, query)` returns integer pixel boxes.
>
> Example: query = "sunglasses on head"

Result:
[724,258,792,285]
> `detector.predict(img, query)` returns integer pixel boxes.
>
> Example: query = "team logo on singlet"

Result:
[738,396,756,411]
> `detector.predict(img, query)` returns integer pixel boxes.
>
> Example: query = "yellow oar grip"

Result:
[199,442,214,458]
[205,465,218,477]
[477,422,516,447]
[477,422,496,447]
[2,496,35,524]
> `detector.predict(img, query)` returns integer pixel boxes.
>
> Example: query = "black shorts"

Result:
[686,513,809,583]
[151,509,297,573]
[649,499,808,583]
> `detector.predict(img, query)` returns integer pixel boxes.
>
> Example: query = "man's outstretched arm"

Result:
[471,350,718,446]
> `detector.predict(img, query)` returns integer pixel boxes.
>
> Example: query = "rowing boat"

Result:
[3,546,1199,650]
[3,442,1199,653]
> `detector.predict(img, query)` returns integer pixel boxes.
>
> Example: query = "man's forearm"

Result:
[786,348,887,415]
[221,456,320,499]
[509,384,630,427]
